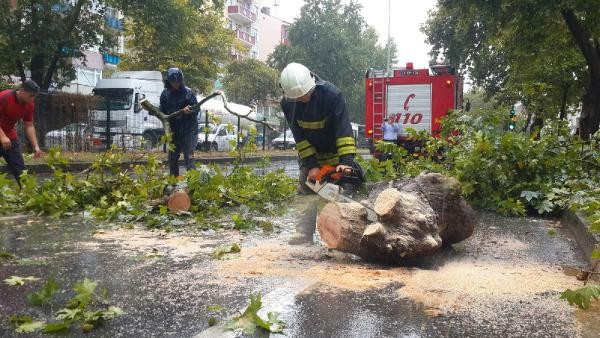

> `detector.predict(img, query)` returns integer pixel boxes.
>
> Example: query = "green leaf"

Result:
[16,321,45,333]
[520,190,539,202]
[208,317,217,327]
[0,251,15,259]
[9,315,33,325]
[547,229,557,237]
[207,305,224,311]
[4,275,39,286]
[27,276,60,306]
[69,278,98,308]
[43,322,70,333]
[592,249,600,260]
[226,293,284,334]
[106,306,126,317]
[213,243,241,259]
[560,284,600,309]
[56,308,83,321]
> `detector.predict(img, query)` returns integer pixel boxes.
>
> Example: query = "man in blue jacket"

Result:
[160,68,199,177]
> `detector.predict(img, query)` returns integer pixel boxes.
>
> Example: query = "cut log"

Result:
[167,189,191,213]
[360,189,441,263]
[316,201,369,254]
[316,173,477,263]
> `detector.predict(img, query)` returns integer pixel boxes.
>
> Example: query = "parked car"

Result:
[197,123,238,151]
[44,123,92,150]
[272,130,295,149]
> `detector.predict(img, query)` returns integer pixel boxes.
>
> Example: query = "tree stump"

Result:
[167,189,191,213]
[316,173,476,263]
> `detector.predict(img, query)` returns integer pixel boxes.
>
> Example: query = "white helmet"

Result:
[279,63,316,99]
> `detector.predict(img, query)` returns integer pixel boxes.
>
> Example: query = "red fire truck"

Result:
[364,62,462,146]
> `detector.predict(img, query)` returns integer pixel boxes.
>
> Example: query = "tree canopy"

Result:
[423,0,600,137]
[222,59,280,106]
[0,0,233,93]
[268,0,397,123]
[0,0,114,90]
[118,0,235,93]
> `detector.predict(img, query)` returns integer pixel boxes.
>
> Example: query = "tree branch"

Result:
[561,8,600,77]
[42,0,86,90]
[140,91,276,137]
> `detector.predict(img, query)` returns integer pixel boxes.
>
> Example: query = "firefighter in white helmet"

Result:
[279,63,361,194]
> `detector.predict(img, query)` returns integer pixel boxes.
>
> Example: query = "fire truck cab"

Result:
[365,62,462,147]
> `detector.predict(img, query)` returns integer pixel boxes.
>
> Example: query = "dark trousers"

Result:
[168,132,198,177]
[0,139,25,186]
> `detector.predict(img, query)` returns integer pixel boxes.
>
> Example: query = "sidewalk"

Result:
[0,150,299,174]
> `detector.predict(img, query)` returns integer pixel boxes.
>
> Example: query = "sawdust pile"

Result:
[217,240,582,313]
[83,228,243,261]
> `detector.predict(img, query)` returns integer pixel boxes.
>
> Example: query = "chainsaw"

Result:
[305,165,378,221]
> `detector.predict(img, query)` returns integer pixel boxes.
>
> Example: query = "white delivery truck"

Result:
[91,71,164,149]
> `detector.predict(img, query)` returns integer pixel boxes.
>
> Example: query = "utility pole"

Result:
[386,0,391,76]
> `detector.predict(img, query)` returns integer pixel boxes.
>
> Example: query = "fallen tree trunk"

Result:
[316,201,369,255]
[316,173,476,263]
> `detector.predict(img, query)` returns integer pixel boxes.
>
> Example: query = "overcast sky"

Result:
[258,0,438,69]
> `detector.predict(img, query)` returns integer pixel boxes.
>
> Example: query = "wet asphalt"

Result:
[1,161,599,337]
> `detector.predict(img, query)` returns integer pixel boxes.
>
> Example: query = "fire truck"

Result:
[364,62,462,147]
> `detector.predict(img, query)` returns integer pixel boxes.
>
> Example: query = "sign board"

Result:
[386,84,432,136]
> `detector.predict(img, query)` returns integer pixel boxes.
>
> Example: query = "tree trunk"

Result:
[559,83,571,120]
[561,9,600,139]
[41,0,86,91]
[167,189,191,213]
[316,201,369,254]
[316,173,476,263]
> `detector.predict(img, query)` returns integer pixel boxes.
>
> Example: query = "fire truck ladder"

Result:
[372,76,386,140]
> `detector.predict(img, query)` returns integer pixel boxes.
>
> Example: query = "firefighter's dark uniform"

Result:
[280,75,358,193]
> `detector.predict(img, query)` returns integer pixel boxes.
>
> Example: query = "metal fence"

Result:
[13,92,290,154]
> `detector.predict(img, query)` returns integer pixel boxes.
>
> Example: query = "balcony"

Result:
[227,5,257,24]
[103,53,120,65]
[236,30,256,47]
[105,16,123,30]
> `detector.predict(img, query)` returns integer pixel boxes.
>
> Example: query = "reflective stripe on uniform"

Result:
[337,146,357,156]
[336,137,355,148]
[299,146,317,159]
[298,119,326,129]
[297,140,311,151]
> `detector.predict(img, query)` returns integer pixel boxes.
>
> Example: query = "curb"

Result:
[562,211,600,281]
[1,155,299,175]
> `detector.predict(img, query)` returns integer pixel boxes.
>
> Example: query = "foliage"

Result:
[0,0,116,90]
[119,0,235,93]
[212,243,241,259]
[4,275,39,286]
[222,59,280,106]
[423,0,600,135]
[363,107,600,217]
[560,284,600,309]
[9,277,124,334]
[27,276,60,306]
[0,146,295,228]
[267,0,397,123]
[226,293,284,334]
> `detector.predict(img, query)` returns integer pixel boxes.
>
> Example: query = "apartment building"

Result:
[62,5,125,94]
[225,1,289,61]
